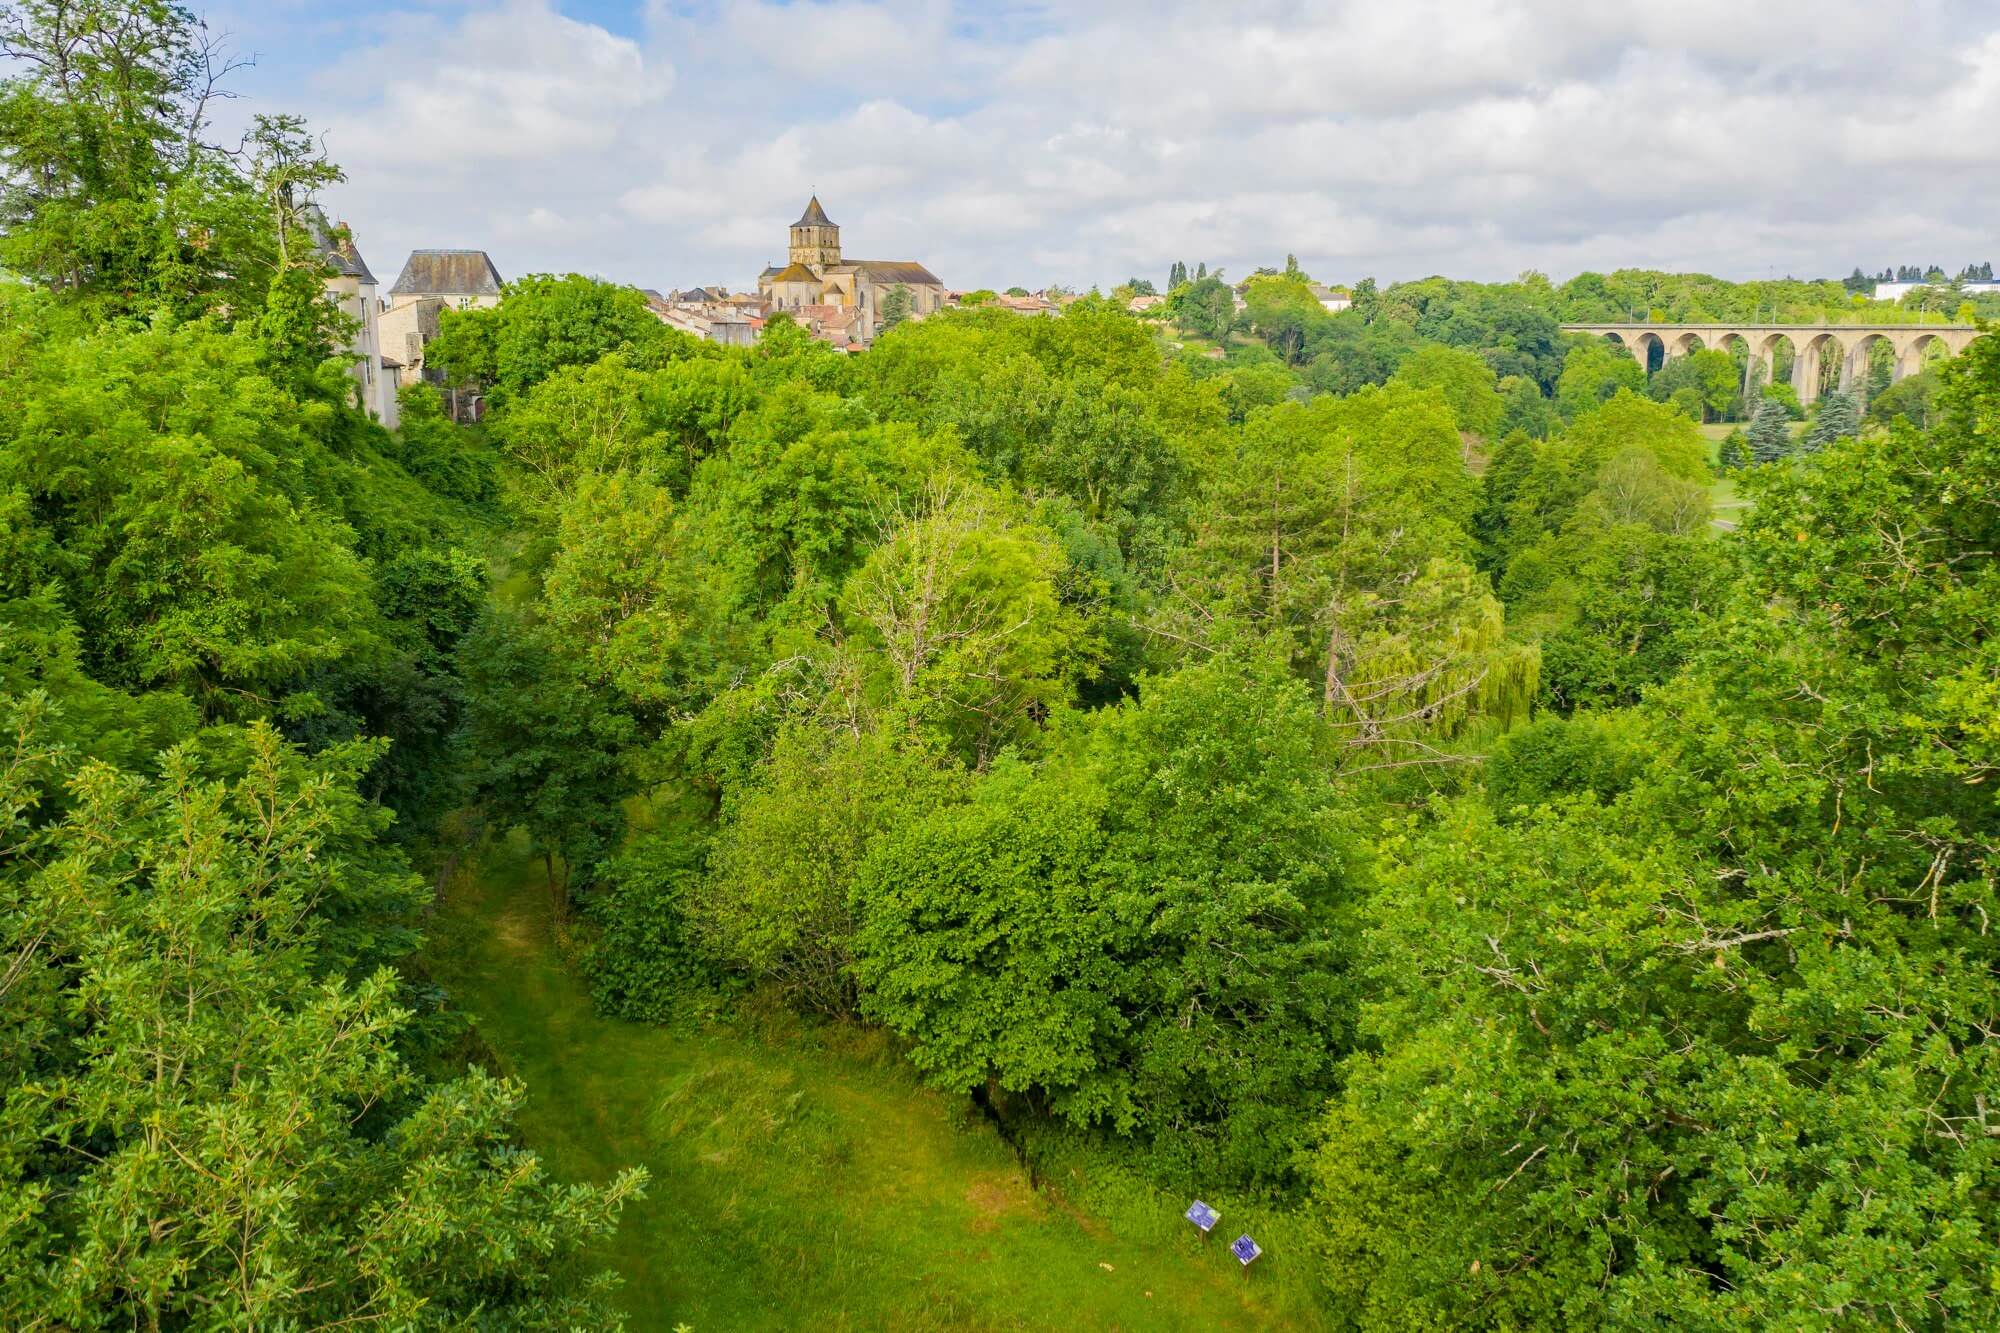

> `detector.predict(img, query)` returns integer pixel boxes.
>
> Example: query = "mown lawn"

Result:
[1698,422,1755,532]
[424,835,1326,1331]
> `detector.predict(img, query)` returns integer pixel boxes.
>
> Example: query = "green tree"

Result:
[0,296,378,711]
[1764,379,1806,419]
[1646,347,1738,421]
[1555,339,1647,418]
[493,353,669,512]
[1391,343,1505,437]
[1802,385,1862,451]
[1311,331,2000,1327]
[1173,275,1237,343]
[1240,273,1325,363]
[1495,374,1558,439]
[537,471,702,711]
[852,655,1349,1182]
[695,728,964,1015]
[1164,387,1535,746]
[1746,393,1793,462]
[459,608,641,896]
[1024,376,1183,546]
[1716,426,1747,471]
[0,0,272,319]
[840,478,1094,764]
[878,282,913,332]
[1666,384,1704,420]
[246,113,344,272]
[385,381,498,503]
[0,707,643,1326]
[430,274,684,403]
[1867,367,1941,430]
[1506,514,1724,712]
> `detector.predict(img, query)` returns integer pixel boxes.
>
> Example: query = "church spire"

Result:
[789,195,841,271]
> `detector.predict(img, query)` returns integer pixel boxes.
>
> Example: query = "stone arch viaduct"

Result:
[1561,323,1983,405]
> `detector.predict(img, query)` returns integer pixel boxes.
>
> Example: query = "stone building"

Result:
[993,292,1056,315]
[644,287,765,346]
[378,249,505,408]
[306,207,398,428]
[755,197,945,344]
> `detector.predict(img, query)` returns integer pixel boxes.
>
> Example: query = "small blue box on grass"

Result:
[1231,1234,1262,1267]
[1185,1200,1219,1235]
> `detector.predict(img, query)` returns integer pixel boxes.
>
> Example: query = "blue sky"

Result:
[193,1,2000,295]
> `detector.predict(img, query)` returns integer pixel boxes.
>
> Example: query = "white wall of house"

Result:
[325,271,398,429]
[1872,280,2000,301]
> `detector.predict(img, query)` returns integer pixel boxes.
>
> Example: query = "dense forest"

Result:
[4,4,1999,1328]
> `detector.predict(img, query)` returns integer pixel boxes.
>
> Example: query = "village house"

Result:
[307,207,398,428]
[1308,282,1352,313]
[644,286,766,346]
[378,249,505,415]
[992,292,1057,315]
[756,197,945,344]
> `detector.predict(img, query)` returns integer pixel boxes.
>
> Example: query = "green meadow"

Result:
[423,836,1327,1331]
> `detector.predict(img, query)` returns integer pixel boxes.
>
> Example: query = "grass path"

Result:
[424,836,1322,1331]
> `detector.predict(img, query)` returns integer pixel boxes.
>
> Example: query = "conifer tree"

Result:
[1803,387,1862,451]
[1716,427,1748,471]
[879,282,913,332]
[1746,395,1793,463]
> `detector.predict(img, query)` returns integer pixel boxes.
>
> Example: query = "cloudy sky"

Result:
[200,0,2000,294]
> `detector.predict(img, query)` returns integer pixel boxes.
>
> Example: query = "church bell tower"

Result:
[788,195,841,271]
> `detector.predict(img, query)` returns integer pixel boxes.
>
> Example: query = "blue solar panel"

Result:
[1184,1200,1218,1232]
[1231,1234,1262,1266]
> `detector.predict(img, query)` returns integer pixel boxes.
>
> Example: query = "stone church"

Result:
[757,197,945,344]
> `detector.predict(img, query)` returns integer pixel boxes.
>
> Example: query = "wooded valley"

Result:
[4,6,1999,1327]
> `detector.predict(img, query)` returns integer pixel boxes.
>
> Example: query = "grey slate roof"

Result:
[388,249,504,298]
[794,195,834,227]
[305,205,375,284]
[842,259,943,287]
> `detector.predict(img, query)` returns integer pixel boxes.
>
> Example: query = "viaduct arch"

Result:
[1561,323,1983,405]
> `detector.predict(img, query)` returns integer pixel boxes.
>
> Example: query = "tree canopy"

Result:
[7,6,1999,1322]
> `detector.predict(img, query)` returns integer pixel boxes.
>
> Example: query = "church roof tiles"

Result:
[794,195,834,227]
[770,263,821,284]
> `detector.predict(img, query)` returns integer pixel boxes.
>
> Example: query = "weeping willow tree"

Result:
[1322,559,1538,772]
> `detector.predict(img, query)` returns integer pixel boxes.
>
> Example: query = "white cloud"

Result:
[267,0,2000,295]
[325,2,667,167]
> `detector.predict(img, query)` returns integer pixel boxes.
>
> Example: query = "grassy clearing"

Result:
[1697,422,1754,532]
[424,834,1326,1331]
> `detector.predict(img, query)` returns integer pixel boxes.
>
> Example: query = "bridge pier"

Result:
[1846,341,1889,405]
[1743,343,1775,399]
[1560,323,1981,412]
[1892,342,1925,384]
[1792,343,1819,407]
